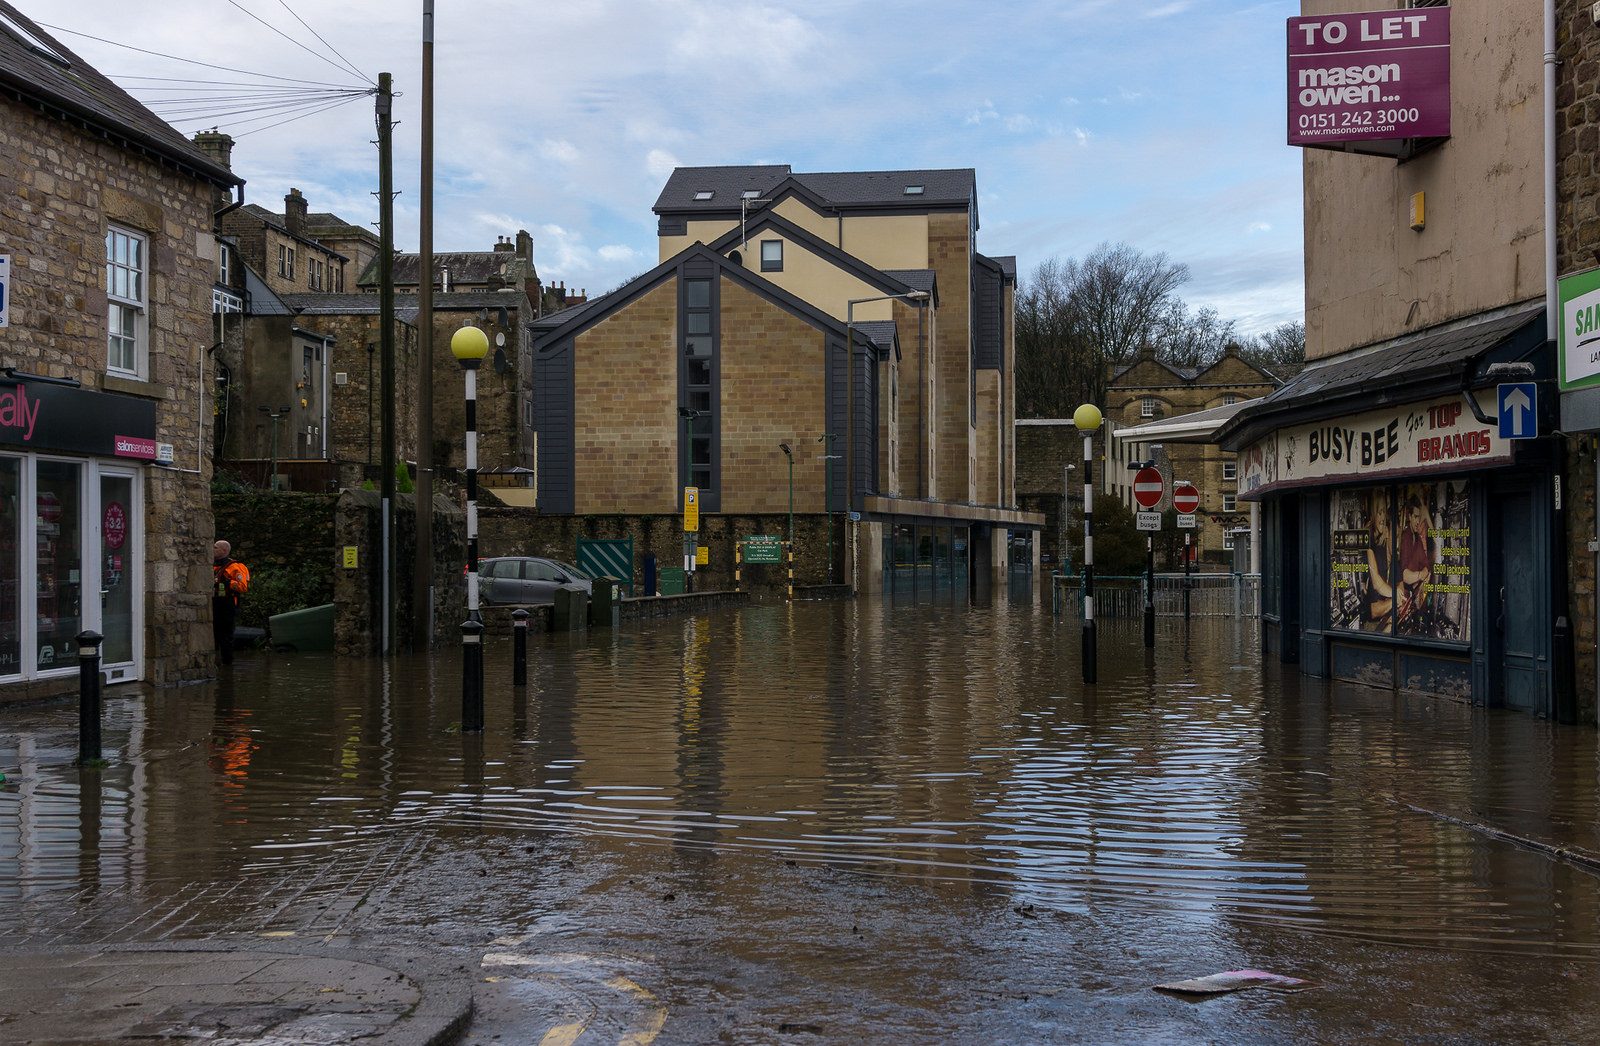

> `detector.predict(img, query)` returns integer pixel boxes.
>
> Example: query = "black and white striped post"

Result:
[452,324,489,732]
[1074,403,1102,684]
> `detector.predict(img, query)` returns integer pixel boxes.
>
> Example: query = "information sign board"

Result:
[683,487,698,532]
[1177,513,1197,529]
[1136,512,1162,531]
[744,536,782,564]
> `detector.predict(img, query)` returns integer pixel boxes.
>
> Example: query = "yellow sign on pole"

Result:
[343,545,359,569]
[684,487,699,532]
[696,544,709,565]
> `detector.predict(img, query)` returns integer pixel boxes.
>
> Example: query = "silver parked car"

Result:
[477,557,594,606]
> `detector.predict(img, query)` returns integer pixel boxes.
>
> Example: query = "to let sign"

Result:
[1288,7,1450,147]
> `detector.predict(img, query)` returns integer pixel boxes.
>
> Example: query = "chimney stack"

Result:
[193,129,235,170]
[493,235,513,253]
[516,229,533,262]
[284,188,307,237]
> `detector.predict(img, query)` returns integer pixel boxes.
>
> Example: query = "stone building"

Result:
[1105,345,1281,564]
[1220,3,1578,719]
[525,165,1039,599]
[0,2,240,697]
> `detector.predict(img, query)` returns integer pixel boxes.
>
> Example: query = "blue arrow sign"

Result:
[1497,382,1537,440]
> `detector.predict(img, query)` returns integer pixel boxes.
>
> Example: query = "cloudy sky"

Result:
[35,0,1304,334]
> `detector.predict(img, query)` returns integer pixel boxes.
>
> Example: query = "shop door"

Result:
[98,473,135,672]
[1493,488,1541,714]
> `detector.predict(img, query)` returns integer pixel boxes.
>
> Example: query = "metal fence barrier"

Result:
[1053,573,1260,619]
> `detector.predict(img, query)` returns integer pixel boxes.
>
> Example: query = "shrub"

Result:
[238,563,327,630]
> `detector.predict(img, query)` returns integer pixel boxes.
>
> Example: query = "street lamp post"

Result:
[1074,403,1102,684]
[843,291,929,593]
[257,405,291,491]
[451,324,488,733]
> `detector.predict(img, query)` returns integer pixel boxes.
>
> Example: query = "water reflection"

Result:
[0,602,1598,960]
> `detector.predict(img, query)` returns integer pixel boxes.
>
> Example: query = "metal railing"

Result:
[1053,573,1260,619]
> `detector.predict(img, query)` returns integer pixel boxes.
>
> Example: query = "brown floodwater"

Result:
[3,599,1600,1043]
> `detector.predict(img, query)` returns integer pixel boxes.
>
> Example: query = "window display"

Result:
[1330,481,1469,641]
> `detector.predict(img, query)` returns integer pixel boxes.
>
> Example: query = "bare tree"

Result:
[1239,320,1306,376]
[1015,243,1191,416]
[1153,303,1236,371]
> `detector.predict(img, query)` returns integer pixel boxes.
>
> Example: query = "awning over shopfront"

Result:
[1218,304,1548,454]
[1114,398,1261,445]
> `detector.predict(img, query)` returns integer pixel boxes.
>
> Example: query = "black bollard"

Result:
[77,630,104,764]
[1183,532,1192,621]
[512,608,529,687]
[461,618,484,733]
[1144,536,1155,648]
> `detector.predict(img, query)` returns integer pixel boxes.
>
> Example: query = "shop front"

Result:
[0,380,155,686]
[1221,308,1567,715]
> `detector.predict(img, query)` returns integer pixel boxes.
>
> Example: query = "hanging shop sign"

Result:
[0,379,156,458]
[1558,266,1600,391]
[1287,7,1450,148]
[1238,392,1509,499]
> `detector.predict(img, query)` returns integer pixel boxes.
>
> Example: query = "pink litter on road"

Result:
[1153,969,1322,995]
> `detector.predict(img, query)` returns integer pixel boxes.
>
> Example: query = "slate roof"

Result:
[357,251,531,287]
[1217,304,1548,450]
[281,289,525,316]
[0,1,237,187]
[882,270,939,306]
[654,165,975,215]
[853,320,899,360]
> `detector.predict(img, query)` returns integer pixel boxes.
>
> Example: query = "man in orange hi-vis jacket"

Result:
[213,539,250,665]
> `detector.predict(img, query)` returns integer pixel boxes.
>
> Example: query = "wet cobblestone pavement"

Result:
[4,600,1600,1043]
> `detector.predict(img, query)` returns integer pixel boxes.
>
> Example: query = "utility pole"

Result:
[377,72,396,656]
[414,3,435,651]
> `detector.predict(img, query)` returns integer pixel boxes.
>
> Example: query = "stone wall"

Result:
[1,93,220,692]
[478,508,841,596]
[1556,0,1597,720]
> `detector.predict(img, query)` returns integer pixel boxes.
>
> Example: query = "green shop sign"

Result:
[1559,266,1600,391]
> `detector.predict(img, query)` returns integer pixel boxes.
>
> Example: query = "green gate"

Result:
[577,537,633,596]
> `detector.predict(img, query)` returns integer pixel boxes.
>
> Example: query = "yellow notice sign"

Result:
[684,487,699,532]
[696,545,709,565]
[343,546,359,569]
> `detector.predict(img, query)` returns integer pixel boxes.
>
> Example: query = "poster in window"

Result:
[1396,480,1470,641]
[1330,486,1396,633]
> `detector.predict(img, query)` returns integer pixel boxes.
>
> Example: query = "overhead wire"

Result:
[39,1,374,137]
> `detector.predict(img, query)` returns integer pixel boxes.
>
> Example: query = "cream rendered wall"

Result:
[1303,0,1544,360]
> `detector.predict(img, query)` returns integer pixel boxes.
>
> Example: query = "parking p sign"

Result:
[0,254,9,328]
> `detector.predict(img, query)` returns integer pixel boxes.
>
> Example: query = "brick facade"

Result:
[572,280,679,514]
[929,212,973,503]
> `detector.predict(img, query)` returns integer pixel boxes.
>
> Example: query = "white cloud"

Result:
[1004,115,1035,134]
[541,140,580,164]
[1247,221,1272,235]
[646,149,682,178]
[1142,2,1192,18]
[598,244,640,263]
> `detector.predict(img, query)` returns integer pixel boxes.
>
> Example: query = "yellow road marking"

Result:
[539,1021,589,1046]
[607,976,668,1045]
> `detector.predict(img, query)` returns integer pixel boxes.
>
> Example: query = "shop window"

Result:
[1328,482,1471,641]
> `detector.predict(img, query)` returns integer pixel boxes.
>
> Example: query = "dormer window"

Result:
[903,185,924,196]
[693,190,715,201]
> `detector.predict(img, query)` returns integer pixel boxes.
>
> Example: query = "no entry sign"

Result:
[1172,482,1199,514]
[1133,467,1165,509]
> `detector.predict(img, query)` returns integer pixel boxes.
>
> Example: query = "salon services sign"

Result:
[1237,392,1511,499]
[1288,7,1450,147]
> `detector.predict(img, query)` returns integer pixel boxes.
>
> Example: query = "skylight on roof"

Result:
[742,190,761,199]
[0,9,70,66]
[903,185,925,196]
[693,190,715,201]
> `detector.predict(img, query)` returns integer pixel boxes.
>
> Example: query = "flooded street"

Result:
[4,600,1600,1043]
